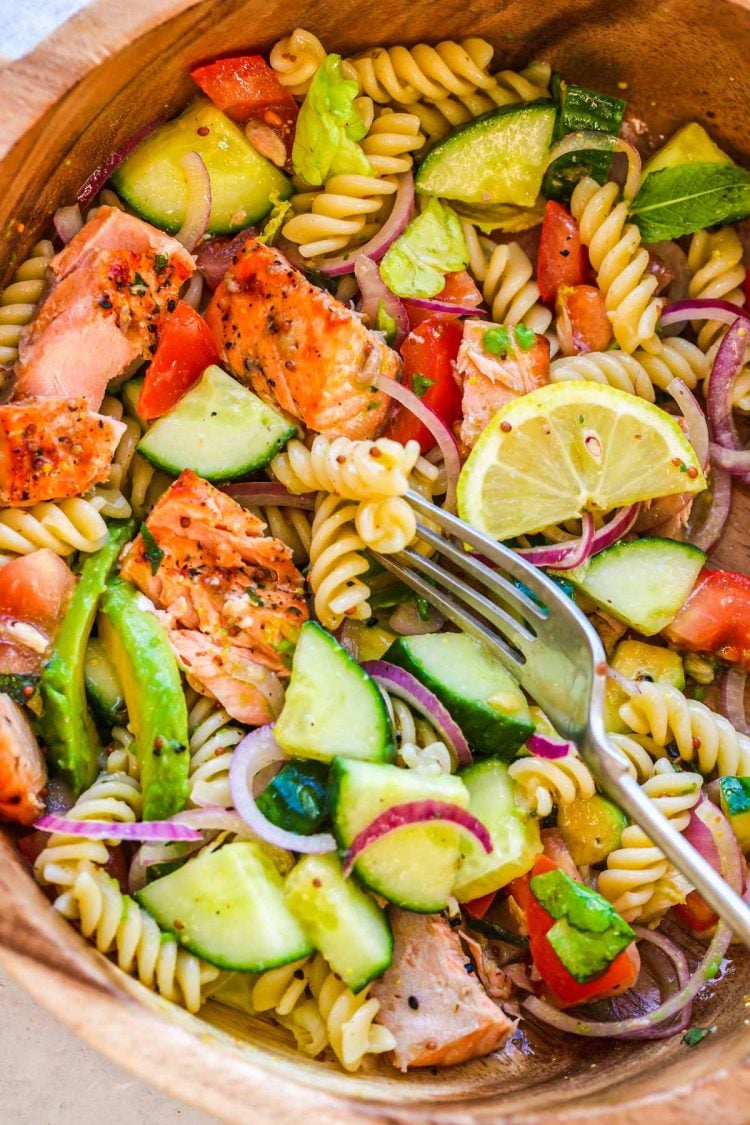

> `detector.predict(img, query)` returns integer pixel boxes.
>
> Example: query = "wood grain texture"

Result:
[2,1,750,1121]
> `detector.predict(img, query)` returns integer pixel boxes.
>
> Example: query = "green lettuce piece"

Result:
[258,192,292,246]
[629,162,750,242]
[292,54,371,186]
[380,198,468,298]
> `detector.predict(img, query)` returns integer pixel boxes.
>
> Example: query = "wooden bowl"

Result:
[3,1,750,1120]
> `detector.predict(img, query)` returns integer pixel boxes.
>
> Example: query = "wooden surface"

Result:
[3,1,750,1122]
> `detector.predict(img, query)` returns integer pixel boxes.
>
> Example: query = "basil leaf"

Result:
[630,162,750,241]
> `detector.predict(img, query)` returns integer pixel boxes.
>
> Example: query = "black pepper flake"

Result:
[464,961,475,973]
[408,995,419,1010]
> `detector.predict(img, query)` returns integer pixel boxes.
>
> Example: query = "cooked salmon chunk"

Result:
[15,208,194,409]
[120,470,308,724]
[0,398,125,506]
[205,238,400,439]
[457,320,550,449]
[0,694,47,825]
[372,910,516,1070]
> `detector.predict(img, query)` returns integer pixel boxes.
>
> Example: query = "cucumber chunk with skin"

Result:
[112,98,292,235]
[84,637,126,726]
[275,622,395,763]
[330,757,470,912]
[415,102,556,207]
[136,842,313,971]
[385,632,533,758]
[137,365,295,482]
[561,538,706,636]
[284,853,392,992]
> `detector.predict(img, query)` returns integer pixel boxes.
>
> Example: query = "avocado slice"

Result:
[39,521,135,795]
[719,776,750,852]
[642,122,733,178]
[558,794,627,866]
[605,639,685,733]
[98,577,189,819]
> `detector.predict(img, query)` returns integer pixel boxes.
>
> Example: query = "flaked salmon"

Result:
[205,238,399,439]
[15,208,194,409]
[372,910,515,1071]
[120,470,308,724]
[0,397,125,506]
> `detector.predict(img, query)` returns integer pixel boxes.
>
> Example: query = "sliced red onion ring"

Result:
[181,272,204,311]
[175,151,211,252]
[372,372,460,512]
[196,228,256,289]
[518,512,595,570]
[354,254,409,348]
[689,466,732,552]
[660,298,750,333]
[362,659,472,766]
[682,797,725,877]
[523,799,738,1039]
[388,599,444,636]
[720,668,750,736]
[544,131,642,202]
[34,814,202,842]
[526,732,575,760]
[709,443,750,473]
[706,318,750,472]
[54,205,83,245]
[229,726,336,853]
[519,506,640,570]
[665,377,708,468]
[76,115,167,209]
[294,172,414,277]
[222,481,315,509]
[342,799,492,877]
[403,297,486,318]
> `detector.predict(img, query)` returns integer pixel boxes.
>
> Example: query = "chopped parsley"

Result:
[412,373,435,398]
[245,588,264,606]
[153,253,169,273]
[682,1026,716,1048]
[416,596,431,622]
[129,271,148,296]
[483,326,512,357]
[140,525,164,575]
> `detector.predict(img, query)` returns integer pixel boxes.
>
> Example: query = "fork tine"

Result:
[372,552,527,673]
[412,522,547,622]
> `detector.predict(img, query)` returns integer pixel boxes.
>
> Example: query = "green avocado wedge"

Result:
[98,577,189,819]
[39,521,135,796]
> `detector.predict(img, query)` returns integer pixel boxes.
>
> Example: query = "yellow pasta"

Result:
[360,108,425,175]
[308,494,372,631]
[272,435,420,499]
[0,239,53,369]
[269,28,327,97]
[508,751,597,818]
[354,496,416,553]
[688,226,746,350]
[283,173,396,259]
[383,693,452,776]
[186,691,243,809]
[251,956,311,1016]
[0,497,109,558]
[306,953,395,1071]
[549,337,709,402]
[345,38,497,106]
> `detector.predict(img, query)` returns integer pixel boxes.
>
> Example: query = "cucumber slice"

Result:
[137,365,295,481]
[136,841,313,971]
[415,102,556,207]
[112,98,292,235]
[84,638,126,726]
[275,622,394,764]
[453,759,542,902]
[329,757,469,912]
[563,538,706,636]
[385,633,533,758]
[543,81,626,202]
[284,853,392,992]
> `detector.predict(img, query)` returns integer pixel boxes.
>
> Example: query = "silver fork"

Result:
[373,489,750,947]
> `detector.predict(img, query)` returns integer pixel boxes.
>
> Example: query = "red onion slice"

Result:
[707,319,750,466]
[354,254,409,348]
[34,814,202,842]
[372,372,461,512]
[660,298,750,332]
[175,152,212,252]
[196,228,257,289]
[181,272,204,311]
[720,668,750,736]
[526,732,575,760]
[361,659,472,766]
[403,297,487,318]
[76,115,167,209]
[342,799,492,877]
[54,205,84,245]
[519,506,640,570]
[388,599,444,636]
[709,443,750,473]
[665,377,708,468]
[222,482,315,509]
[229,726,336,853]
[689,466,732,552]
[518,512,595,570]
[545,131,642,201]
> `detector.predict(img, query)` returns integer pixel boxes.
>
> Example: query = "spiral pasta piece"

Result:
[549,337,709,402]
[0,239,53,369]
[98,395,141,492]
[107,726,141,780]
[307,953,395,1071]
[608,732,658,782]
[462,223,555,341]
[383,692,452,776]
[354,496,416,553]
[508,751,596,818]
[54,862,218,1012]
[252,956,311,1016]
[309,494,371,630]
[570,177,663,354]
[360,109,425,175]
[269,28,327,96]
[346,38,496,106]
[283,174,396,259]
[186,691,243,809]
[272,435,420,499]
[619,681,750,778]
[0,497,110,557]
[688,227,746,350]
[598,760,703,922]
[246,504,313,567]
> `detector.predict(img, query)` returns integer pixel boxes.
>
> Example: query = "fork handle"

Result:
[587,731,750,949]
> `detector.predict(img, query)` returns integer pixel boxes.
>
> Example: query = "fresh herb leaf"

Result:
[380,198,467,298]
[630,162,750,241]
[153,253,169,273]
[258,192,292,246]
[245,588,264,606]
[416,597,431,622]
[412,372,435,398]
[682,1026,716,1048]
[140,525,164,575]
[129,271,148,296]
[375,300,398,345]
[292,54,371,186]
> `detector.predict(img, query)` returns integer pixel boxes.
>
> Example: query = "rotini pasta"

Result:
[308,494,372,630]
[607,732,658,782]
[272,435,420,499]
[360,109,425,175]
[570,176,664,354]
[107,726,141,780]
[306,953,396,1071]
[549,337,709,402]
[354,496,416,553]
[345,39,497,107]
[283,174,396,259]
[461,222,556,343]
[384,692,452,775]
[269,28,327,97]
[246,503,313,567]
[0,239,53,369]
[688,227,746,350]
[598,760,702,922]
[251,956,311,1016]
[618,681,750,777]
[508,751,597,818]
[0,496,109,557]
[186,690,243,809]
[54,861,219,1012]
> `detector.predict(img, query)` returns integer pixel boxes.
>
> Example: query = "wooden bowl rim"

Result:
[2,2,750,1121]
